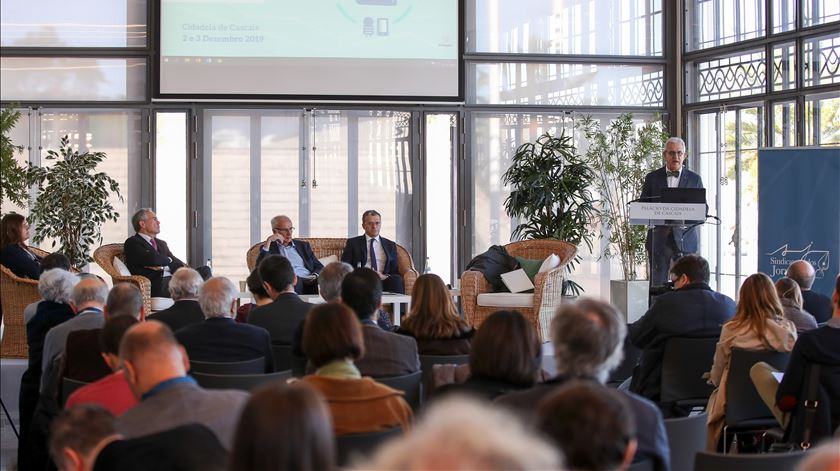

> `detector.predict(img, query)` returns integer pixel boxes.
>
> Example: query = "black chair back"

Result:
[725,348,790,426]
[375,371,423,411]
[61,377,90,406]
[271,344,307,377]
[626,459,653,471]
[660,337,717,406]
[664,413,707,471]
[607,333,641,387]
[335,427,402,467]
[694,451,805,471]
[192,370,292,391]
[189,357,266,375]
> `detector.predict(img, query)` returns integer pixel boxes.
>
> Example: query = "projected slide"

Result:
[159,0,460,99]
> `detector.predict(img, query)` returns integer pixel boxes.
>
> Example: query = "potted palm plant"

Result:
[502,130,597,296]
[577,113,668,322]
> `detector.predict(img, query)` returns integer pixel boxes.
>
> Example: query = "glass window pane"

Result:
[687,0,765,51]
[469,0,663,56]
[688,49,766,103]
[0,57,146,102]
[805,92,840,146]
[155,112,188,260]
[803,33,840,88]
[695,112,722,291]
[772,101,797,147]
[803,0,840,27]
[469,62,664,107]
[425,113,456,285]
[309,112,349,238]
[1,0,146,47]
[737,107,762,281]
[38,110,142,280]
[260,114,301,238]
[772,42,796,91]
[773,0,796,33]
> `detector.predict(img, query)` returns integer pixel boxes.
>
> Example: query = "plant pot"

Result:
[610,279,650,324]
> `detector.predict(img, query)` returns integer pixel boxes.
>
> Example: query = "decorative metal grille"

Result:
[804,34,840,87]
[696,50,766,102]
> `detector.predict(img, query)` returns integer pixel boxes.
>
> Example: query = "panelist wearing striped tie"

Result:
[340,209,405,294]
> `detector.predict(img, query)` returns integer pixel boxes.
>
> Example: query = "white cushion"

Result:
[151,297,175,312]
[477,292,534,308]
[112,257,131,276]
[538,253,560,273]
[319,254,338,266]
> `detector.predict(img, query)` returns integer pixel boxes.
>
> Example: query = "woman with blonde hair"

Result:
[398,274,473,355]
[775,277,818,333]
[706,272,797,450]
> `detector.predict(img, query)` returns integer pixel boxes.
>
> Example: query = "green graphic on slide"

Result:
[162,0,458,59]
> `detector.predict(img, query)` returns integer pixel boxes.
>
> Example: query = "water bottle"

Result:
[423,257,431,274]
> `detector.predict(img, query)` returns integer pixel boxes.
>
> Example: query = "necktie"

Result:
[150,238,158,252]
[666,170,680,178]
[369,238,378,273]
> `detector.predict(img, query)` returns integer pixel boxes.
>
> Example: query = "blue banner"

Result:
[758,148,840,298]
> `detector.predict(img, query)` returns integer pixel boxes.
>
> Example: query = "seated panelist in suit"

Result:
[640,137,705,287]
[341,209,405,294]
[255,215,323,295]
[124,208,211,298]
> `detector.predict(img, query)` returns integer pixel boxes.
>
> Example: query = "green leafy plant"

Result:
[1,107,28,215]
[25,135,122,267]
[577,113,668,281]
[502,130,597,296]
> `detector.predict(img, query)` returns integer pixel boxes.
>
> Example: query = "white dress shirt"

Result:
[667,168,682,188]
[364,235,386,273]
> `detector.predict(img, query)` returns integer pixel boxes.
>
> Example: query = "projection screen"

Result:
[158,0,461,100]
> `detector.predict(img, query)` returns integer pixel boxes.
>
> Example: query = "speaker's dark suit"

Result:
[148,299,205,332]
[255,239,323,294]
[175,317,274,372]
[341,235,405,293]
[640,167,705,286]
[123,234,210,297]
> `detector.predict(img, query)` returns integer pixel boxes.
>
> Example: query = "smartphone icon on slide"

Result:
[377,18,389,36]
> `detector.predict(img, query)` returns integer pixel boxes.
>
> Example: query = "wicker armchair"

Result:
[460,240,577,341]
[93,243,156,315]
[246,238,419,294]
[0,246,51,358]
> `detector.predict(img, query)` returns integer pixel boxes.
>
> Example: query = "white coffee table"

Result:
[299,293,412,326]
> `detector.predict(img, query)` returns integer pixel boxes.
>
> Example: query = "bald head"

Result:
[119,321,187,398]
[71,277,109,312]
[786,260,816,290]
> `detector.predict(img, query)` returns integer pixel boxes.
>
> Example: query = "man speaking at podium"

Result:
[641,137,704,287]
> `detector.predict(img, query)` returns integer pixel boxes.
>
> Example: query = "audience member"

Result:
[49,404,227,471]
[0,212,43,279]
[65,315,139,415]
[341,209,405,293]
[18,268,78,471]
[235,267,272,323]
[147,267,205,331]
[116,321,249,450]
[256,215,323,294]
[628,255,735,405]
[341,268,419,377]
[248,255,313,346]
[230,382,335,471]
[436,310,539,400]
[301,303,412,435]
[318,261,354,302]
[398,273,473,355]
[23,252,72,324]
[794,438,840,471]
[358,397,563,470]
[787,260,833,323]
[775,277,818,332]
[497,298,670,471]
[537,381,637,471]
[706,273,797,450]
[176,277,274,372]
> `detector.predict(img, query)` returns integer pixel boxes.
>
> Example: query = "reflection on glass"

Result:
[805,93,840,146]
[687,0,764,51]
[155,112,188,260]
[772,101,796,147]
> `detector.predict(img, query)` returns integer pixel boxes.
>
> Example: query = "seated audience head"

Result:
[38,268,80,304]
[258,254,296,297]
[795,438,840,471]
[0,213,27,247]
[403,273,469,338]
[198,277,238,319]
[551,298,627,384]
[49,404,119,471]
[99,315,139,371]
[775,277,804,309]
[231,382,335,471]
[669,254,710,287]
[361,397,563,470]
[786,260,817,291]
[245,267,270,303]
[318,261,353,302]
[105,282,144,320]
[119,321,188,399]
[70,276,109,313]
[41,252,72,271]
[469,310,541,388]
[168,267,204,301]
[730,273,785,338]
[537,381,636,471]
[302,302,364,369]
[341,267,382,321]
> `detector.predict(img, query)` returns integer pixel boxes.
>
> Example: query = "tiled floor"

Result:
[1,359,26,471]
